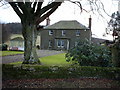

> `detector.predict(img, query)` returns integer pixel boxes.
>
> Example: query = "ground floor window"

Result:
[75,41,78,46]
[57,40,65,48]
[49,40,52,47]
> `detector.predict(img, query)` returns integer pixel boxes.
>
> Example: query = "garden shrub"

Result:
[0,44,8,51]
[65,40,111,67]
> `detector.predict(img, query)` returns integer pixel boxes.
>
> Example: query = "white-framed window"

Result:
[75,41,78,46]
[62,30,66,36]
[49,40,52,47]
[76,30,80,36]
[57,40,65,48]
[49,30,53,35]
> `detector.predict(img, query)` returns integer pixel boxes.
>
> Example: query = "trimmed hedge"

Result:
[2,64,120,80]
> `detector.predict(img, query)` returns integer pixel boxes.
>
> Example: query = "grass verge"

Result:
[0,51,24,56]
[10,53,71,66]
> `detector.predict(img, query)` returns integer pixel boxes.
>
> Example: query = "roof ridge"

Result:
[44,20,89,30]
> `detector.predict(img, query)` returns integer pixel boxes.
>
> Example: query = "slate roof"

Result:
[44,20,89,30]
[91,37,108,44]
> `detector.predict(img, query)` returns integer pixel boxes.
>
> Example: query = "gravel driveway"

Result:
[2,50,64,64]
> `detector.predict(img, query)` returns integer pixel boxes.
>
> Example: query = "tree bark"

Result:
[22,23,41,64]
[111,38,120,67]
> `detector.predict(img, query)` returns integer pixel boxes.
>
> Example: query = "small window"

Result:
[76,30,80,36]
[62,30,66,36]
[49,40,52,47]
[49,30,53,35]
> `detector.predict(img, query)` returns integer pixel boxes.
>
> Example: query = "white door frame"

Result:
[67,40,69,50]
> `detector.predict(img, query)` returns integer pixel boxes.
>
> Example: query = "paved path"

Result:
[2,50,64,64]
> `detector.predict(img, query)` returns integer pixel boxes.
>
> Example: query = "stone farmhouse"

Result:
[40,17,92,50]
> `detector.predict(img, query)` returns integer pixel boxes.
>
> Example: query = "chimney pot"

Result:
[89,15,92,30]
[46,17,50,26]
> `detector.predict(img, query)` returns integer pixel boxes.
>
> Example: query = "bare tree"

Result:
[107,11,120,67]
[1,24,11,44]
[4,0,62,64]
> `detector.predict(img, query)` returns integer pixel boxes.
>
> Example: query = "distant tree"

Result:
[8,23,22,34]
[1,23,22,44]
[107,11,120,67]
[1,24,11,43]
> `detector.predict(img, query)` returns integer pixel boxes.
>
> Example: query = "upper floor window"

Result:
[76,30,80,36]
[62,30,66,36]
[49,30,53,35]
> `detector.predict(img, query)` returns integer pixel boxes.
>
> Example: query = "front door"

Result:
[56,39,69,50]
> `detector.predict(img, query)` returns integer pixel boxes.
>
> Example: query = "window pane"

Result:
[57,40,61,47]
[61,40,64,47]
[62,30,66,36]
[75,41,78,46]
[49,40,52,47]
[49,30,53,35]
[76,30,80,36]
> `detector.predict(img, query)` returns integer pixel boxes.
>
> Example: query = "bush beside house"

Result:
[66,40,112,67]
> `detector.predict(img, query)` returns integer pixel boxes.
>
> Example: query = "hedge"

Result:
[2,64,120,80]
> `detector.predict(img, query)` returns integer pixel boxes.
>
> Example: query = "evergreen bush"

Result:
[65,40,111,67]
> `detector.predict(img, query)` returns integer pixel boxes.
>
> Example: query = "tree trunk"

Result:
[111,38,120,67]
[22,23,41,64]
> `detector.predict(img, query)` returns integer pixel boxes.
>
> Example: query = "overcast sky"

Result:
[0,0,119,40]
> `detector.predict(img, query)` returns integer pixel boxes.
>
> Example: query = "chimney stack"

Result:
[46,17,50,26]
[89,15,92,30]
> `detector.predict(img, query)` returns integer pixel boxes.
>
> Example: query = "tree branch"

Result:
[35,2,43,16]
[9,2,23,19]
[36,3,61,25]
[68,0,83,13]
[40,2,61,15]
[32,1,37,13]
[17,2,28,15]
[25,2,31,8]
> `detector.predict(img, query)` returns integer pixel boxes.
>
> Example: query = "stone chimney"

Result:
[46,17,50,26]
[88,15,92,43]
[89,15,92,30]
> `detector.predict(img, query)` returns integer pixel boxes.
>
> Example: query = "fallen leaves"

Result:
[2,78,120,88]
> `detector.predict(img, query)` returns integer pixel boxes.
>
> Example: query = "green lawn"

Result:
[10,53,71,66]
[40,53,70,66]
[0,51,24,56]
